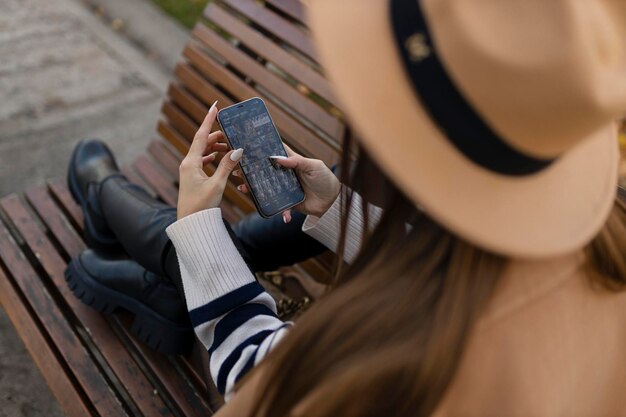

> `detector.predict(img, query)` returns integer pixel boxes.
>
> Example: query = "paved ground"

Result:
[0,0,187,414]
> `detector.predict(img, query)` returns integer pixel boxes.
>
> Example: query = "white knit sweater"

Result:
[166,192,380,399]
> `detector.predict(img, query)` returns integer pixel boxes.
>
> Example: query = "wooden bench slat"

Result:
[163,100,200,141]
[23,185,180,417]
[204,4,336,104]
[182,46,340,165]
[175,64,234,112]
[168,84,208,124]
[0,267,92,417]
[133,155,179,207]
[172,65,328,172]
[297,259,331,285]
[121,166,156,195]
[224,0,317,60]
[115,315,214,417]
[7,187,229,415]
[25,186,85,259]
[181,347,225,411]
[170,344,225,411]
[0,199,128,417]
[132,152,248,223]
[192,24,342,141]
[170,66,234,142]
[147,137,252,221]
[266,0,307,24]
[48,178,83,230]
[42,181,220,416]
[148,140,183,182]
[158,119,194,157]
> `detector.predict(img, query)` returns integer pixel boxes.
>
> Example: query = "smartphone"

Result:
[217,97,305,218]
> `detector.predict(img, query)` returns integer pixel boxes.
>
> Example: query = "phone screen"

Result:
[218,98,305,217]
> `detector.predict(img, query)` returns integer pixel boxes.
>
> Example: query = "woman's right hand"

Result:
[235,145,340,223]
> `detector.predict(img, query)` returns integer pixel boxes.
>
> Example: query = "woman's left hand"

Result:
[177,102,243,220]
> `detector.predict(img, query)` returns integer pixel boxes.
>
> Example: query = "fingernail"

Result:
[282,213,288,223]
[210,100,218,111]
[230,148,244,161]
[237,185,244,191]
[208,152,218,159]
[269,155,287,160]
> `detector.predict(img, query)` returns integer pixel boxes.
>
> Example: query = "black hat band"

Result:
[390,0,555,176]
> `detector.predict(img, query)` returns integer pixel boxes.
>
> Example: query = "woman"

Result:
[68,0,626,415]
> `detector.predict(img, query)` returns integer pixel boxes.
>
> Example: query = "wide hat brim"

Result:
[308,0,618,258]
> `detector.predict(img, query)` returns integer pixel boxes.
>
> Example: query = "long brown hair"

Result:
[249,134,626,416]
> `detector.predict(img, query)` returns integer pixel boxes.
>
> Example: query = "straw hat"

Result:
[308,0,626,258]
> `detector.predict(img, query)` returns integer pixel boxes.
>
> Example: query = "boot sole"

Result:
[65,258,194,355]
[67,142,123,254]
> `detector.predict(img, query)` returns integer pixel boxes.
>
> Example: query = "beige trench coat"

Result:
[214,252,626,416]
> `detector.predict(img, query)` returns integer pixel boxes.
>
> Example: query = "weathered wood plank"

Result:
[48,178,83,230]
[0,266,92,417]
[224,0,316,60]
[181,347,225,412]
[168,83,208,124]
[146,139,246,222]
[30,181,220,416]
[121,165,155,194]
[23,185,178,417]
[192,24,343,140]
[158,119,194,157]
[115,315,214,417]
[183,44,340,165]
[25,186,85,259]
[133,155,179,207]
[204,4,336,103]
[266,0,307,24]
[0,198,128,417]
[175,64,234,111]
[162,100,199,141]
[148,140,183,182]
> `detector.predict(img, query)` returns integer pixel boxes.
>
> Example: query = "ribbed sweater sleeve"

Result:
[166,209,291,401]
[302,189,382,264]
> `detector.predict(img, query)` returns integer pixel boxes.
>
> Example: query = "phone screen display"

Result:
[218,98,305,217]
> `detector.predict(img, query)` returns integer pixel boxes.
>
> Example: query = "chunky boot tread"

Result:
[65,258,193,355]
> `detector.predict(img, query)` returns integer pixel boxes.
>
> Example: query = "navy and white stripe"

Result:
[190,282,291,398]
[166,209,293,400]
[166,197,365,401]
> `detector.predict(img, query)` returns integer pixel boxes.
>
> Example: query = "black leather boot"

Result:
[65,250,193,355]
[67,139,123,254]
[98,175,179,282]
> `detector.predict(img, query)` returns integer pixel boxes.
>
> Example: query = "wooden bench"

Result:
[0,1,344,415]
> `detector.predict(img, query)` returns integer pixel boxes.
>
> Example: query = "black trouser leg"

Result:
[98,176,328,389]
[99,176,327,297]
[98,177,254,300]
[231,211,328,271]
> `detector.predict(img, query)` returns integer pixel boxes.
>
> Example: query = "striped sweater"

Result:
[166,192,380,400]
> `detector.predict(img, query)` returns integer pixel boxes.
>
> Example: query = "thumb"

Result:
[215,148,244,180]
[270,155,305,170]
